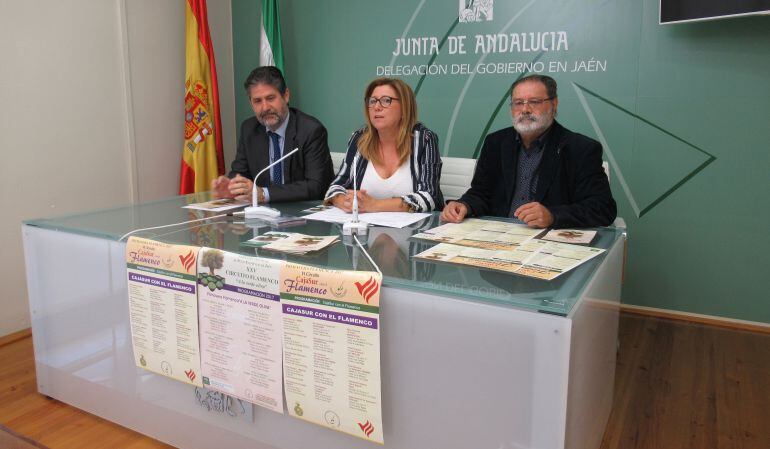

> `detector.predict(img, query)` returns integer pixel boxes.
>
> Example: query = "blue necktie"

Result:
[268,131,282,184]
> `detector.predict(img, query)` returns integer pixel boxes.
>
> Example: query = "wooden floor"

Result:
[600,313,770,449]
[0,334,171,449]
[1,313,768,449]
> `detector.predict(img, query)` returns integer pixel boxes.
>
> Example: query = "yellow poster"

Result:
[281,263,384,444]
[126,237,203,386]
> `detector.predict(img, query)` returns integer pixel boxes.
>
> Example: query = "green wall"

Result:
[232,0,770,323]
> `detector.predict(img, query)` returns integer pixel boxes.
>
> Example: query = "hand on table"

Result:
[229,174,256,202]
[211,176,234,199]
[331,190,411,213]
[355,190,381,213]
[440,201,468,223]
[331,190,355,213]
[513,202,554,228]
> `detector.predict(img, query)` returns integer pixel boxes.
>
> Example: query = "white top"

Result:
[360,160,412,199]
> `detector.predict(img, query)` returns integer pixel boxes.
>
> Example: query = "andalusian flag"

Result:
[260,0,284,71]
[180,0,224,194]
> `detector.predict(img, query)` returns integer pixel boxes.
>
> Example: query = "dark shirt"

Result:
[509,130,548,215]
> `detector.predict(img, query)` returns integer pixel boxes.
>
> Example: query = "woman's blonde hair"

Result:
[357,78,417,166]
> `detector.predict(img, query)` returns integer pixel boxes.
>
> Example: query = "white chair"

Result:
[330,152,346,174]
[602,160,610,185]
[440,156,477,201]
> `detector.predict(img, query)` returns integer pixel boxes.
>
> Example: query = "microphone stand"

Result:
[243,147,300,219]
[342,155,369,238]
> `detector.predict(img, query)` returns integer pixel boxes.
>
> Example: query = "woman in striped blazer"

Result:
[324,77,443,213]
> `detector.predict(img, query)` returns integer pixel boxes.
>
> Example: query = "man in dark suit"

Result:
[211,66,333,203]
[441,75,616,228]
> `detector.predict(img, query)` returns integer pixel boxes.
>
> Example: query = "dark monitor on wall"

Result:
[660,0,770,24]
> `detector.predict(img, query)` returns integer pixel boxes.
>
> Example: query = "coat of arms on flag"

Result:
[184,79,214,152]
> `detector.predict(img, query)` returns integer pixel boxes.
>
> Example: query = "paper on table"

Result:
[303,206,431,228]
[541,229,597,245]
[242,231,295,248]
[242,231,339,255]
[492,240,546,265]
[415,243,523,273]
[183,198,250,212]
[415,239,605,280]
[519,241,605,280]
[412,218,542,248]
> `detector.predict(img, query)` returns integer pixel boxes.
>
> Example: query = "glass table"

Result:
[23,193,626,449]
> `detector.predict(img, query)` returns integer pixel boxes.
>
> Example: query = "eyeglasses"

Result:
[510,98,554,109]
[366,96,399,108]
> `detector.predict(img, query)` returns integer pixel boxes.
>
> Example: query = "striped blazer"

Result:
[324,123,444,212]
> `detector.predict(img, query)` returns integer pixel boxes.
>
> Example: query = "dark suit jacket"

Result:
[229,108,334,202]
[458,121,617,228]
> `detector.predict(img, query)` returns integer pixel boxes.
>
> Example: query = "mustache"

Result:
[260,111,279,119]
[515,113,539,123]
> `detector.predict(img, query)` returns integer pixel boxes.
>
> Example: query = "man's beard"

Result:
[513,110,554,135]
[257,110,286,129]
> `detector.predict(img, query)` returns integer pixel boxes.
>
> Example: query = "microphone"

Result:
[244,147,300,219]
[342,154,369,237]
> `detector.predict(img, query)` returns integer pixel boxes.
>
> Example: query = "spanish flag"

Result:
[180,0,224,194]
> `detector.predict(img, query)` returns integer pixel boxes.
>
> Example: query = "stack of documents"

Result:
[540,228,597,245]
[411,218,543,250]
[411,218,605,280]
[243,231,339,255]
[414,240,605,281]
[303,206,431,228]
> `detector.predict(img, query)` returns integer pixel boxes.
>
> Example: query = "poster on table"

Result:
[125,237,202,386]
[415,239,605,280]
[411,218,543,249]
[196,248,284,413]
[281,263,384,444]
